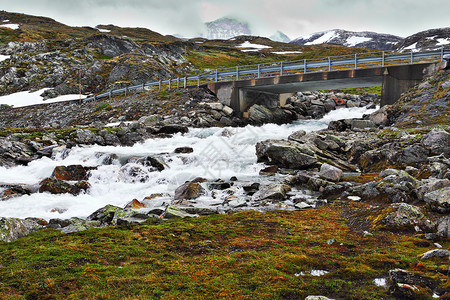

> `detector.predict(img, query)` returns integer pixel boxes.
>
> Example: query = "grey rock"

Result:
[139,115,163,127]
[75,129,98,145]
[319,163,343,182]
[0,217,45,242]
[416,179,450,201]
[87,204,147,225]
[256,139,317,169]
[436,215,449,238]
[420,249,450,260]
[287,130,306,143]
[423,187,450,213]
[350,119,376,130]
[421,128,450,156]
[174,182,205,201]
[369,106,389,126]
[252,184,291,202]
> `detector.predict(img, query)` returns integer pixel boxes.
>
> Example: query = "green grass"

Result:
[0,202,447,299]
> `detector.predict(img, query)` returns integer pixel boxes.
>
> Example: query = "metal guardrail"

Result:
[83,48,449,102]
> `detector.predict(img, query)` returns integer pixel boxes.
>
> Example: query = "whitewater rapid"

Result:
[0,106,377,220]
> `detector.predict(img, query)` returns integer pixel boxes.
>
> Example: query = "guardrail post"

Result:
[125,87,128,96]
[177,78,180,88]
[236,66,239,80]
[142,83,144,92]
[158,80,161,91]
[441,47,444,61]
[184,77,187,88]
[169,78,171,89]
[354,54,357,69]
[94,95,96,101]
[215,69,218,82]
[280,62,283,76]
[197,76,200,87]
[328,57,331,71]
[109,91,112,100]
[382,51,385,67]
[304,59,307,73]
[410,50,413,64]
[257,64,261,78]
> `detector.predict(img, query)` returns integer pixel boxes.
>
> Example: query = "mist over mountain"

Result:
[204,17,251,40]
[269,31,290,43]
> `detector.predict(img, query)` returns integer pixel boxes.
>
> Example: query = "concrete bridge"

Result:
[205,54,448,113]
[85,49,449,112]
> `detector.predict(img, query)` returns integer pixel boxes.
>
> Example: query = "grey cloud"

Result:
[0,0,449,39]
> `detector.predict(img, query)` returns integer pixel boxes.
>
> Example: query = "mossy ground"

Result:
[0,202,447,299]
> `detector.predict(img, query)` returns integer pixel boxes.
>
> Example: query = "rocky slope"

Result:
[291,29,403,50]
[0,11,194,99]
[392,27,450,52]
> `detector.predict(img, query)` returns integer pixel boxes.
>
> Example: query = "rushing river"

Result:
[0,106,376,220]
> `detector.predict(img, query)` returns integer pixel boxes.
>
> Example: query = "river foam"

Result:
[0,106,377,220]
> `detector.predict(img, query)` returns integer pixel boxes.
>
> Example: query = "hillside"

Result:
[392,27,450,52]
[291,29,403,51]
[0,11,375,104]
[0,10,449,300]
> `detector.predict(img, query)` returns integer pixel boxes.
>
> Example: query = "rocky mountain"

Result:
[204,17,251,40]
[269,31,290,43]
[0,11,193,100]
[291,29,403,50]
[392,27,450,52]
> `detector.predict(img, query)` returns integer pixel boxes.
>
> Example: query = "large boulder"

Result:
[174,182,205,201]
[247,104,296,125]
[421,129,450,156]
[256,139,317,169]
[369,106,390,126]
[252,184,291,202]
[39,178,90,195]
[87,204,148,225]
[416,179,450,201]
[388,144,429,165]
[375,203,428,231]
[51,165,91,181]
[0,217,46,242]
[319,163,343,182]
[388,269,437,299]
[423,187,450,213]
[156,125,189,135]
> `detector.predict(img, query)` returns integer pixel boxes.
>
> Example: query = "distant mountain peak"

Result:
[269,31,290,43]
[204,17,251,40]
[291,29,403,50]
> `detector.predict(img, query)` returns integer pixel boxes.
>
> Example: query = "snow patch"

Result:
[295,270,329,277]
[0,24,20,30]
[3,19,9,23]
[97,28,111,33]
[305,30,337,45]
[0,89,82,108]
[271,51,303,55]
[345,36,372,47]
[0,55,10,62]
[436,38,450,46]
[237,41,272,50]
[403,42,418,51]
[374,278,387,287]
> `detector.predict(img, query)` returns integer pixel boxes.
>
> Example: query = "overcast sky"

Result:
[1,0,449,39]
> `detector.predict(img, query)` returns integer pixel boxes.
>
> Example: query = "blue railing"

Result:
[83,48,449,102]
